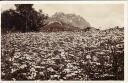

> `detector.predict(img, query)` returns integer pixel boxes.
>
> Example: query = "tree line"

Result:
[1,4,48,33]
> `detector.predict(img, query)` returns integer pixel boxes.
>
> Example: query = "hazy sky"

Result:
[1,4,124,29]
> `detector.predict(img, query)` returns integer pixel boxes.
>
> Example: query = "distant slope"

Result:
[103,27,124,33]
[84,26,124,34]
[42,21,79,32]
[101,27,124,36]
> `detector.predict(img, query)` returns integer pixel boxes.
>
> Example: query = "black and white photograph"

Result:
[1,3,124,81]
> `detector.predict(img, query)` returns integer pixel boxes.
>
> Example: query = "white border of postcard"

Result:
[0,1,127,83]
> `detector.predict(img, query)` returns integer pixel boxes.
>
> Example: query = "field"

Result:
[1,30,124,80]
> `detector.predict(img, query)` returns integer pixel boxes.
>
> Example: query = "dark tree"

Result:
[1,9,15,33]
[1,4,48,33]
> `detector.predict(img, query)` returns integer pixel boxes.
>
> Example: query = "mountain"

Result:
[42,12,91,32]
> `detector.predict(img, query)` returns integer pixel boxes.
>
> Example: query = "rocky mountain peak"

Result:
[49,12,91,29]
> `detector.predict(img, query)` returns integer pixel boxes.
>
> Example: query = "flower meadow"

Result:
[1,31,124,80]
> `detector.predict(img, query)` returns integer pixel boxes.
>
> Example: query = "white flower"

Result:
[39,72,44,76]
[47,67,54,72]
[63,69,71,73]
[92,56,98,61]
[86,55,91,59]
[20,64,27,69]
[30,67,36,72]
[14,52,21,58]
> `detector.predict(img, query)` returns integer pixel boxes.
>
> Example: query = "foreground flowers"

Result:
[1,31,124,80]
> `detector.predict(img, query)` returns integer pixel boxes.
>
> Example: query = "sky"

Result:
[1,4,124,29]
